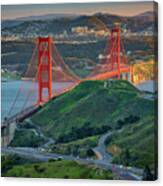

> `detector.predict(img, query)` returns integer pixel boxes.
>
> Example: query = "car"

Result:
[40,148,46,152]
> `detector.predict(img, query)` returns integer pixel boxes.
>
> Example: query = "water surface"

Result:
[1,80,75,120]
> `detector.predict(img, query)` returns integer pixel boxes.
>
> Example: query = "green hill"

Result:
[106,114,156,170]
[10,80,156,170]
[30,80,154,143]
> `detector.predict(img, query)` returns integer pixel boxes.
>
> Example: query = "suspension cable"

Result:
[52,44,80,81]
[51,58,77,82]
[7,41,38,117]
[21,46,47,110]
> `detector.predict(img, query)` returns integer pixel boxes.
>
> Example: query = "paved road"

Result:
[93,132,112,161]
[92,129,143,179]
[93,128,124,161]
[2,119,143,180]
[2,147,142,180]
[25,119,55,148]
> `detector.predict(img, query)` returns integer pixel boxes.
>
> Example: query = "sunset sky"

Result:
[2,1,154,20]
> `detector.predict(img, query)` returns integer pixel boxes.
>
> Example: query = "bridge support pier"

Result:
[1,123,16,147]
[110,27,121,79]
[38,37,53,104]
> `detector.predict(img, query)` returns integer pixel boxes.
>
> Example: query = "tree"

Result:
[86,149,95,157]
[142,165,154,181]
[124,148,130,166]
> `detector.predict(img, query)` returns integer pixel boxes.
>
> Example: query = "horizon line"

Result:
[2,10,153,21]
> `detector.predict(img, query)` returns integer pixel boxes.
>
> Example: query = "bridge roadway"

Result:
[85,66,131,81]
[1,105,40,128]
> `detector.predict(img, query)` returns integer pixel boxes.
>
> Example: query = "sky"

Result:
[1,1,154,20]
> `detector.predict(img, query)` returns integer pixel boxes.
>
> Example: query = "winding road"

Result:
[2,146,142,180]
[93,131,112,161]
[2,123,143,180]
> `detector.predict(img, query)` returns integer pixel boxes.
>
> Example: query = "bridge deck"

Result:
[1,105,39,128]
[85,66,130,81]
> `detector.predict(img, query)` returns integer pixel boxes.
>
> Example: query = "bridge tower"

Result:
[38,37,52,104]
[110,26,121,79]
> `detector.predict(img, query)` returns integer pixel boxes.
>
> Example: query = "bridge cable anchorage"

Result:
[7,41,38,117]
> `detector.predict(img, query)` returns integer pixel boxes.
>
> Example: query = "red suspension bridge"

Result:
[2,26,132,126]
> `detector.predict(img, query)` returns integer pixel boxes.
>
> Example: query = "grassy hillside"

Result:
[3,158,113,179]
[10,128,46,147]
[30,80,154,143]
[106,115,156,170]
[10,80,156,172]
[50,135,99,158]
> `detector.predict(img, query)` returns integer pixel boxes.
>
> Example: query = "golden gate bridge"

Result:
[2,26,132,128]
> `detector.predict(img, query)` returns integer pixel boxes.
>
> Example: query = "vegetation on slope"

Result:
[10,128,46,147]
[10,120,47,147]
[10,80,156,171]
[106,115,156,170]
[1,154,40,175]
[50,135,99,158]
[31,80,153,143]
[2,155,113,179]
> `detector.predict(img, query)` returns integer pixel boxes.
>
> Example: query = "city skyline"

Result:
[2,1,154,20]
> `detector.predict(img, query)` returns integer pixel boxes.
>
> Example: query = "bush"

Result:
[48,158,56,162]
[116,115,140,129]
[33,164,45,173]
[56,124,111,143]
[86,149,95,157]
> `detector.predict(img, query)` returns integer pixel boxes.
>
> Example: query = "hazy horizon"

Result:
[2,1,154,20]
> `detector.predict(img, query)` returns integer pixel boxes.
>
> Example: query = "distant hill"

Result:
[13,13,79,21]
[1,20,24,29]
[133,11,155,21]
[2,11,156,35]
[2,13,78,28]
